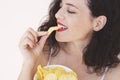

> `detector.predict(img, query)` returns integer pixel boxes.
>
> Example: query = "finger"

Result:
[21,32,35,44]
[36,35,48,51]
[23,37,35,49]
[27,28,38,42]
[20,28,36,41]
[26,31,36,43]
[37,31,48,42]
[38,35,48,45]
[37,31,48,37]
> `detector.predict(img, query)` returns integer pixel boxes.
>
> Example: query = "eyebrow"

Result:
[66,3,79,10]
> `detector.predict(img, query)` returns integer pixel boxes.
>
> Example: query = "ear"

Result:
[93,15,107,31]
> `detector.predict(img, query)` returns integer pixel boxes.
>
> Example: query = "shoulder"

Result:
[106,63,120,80]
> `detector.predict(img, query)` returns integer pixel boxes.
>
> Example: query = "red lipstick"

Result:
[57,22,68,32]
[57,22,66,26]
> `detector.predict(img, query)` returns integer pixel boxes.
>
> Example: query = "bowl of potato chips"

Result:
[34,64,78,80]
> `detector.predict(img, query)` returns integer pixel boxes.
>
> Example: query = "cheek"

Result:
[70,15,93,32]
[68,18,88,35]
[67,18,93,39]
[55,15,94,42]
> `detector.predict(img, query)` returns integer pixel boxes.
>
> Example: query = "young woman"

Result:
[18,0,120,80]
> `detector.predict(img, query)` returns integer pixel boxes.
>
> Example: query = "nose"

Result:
[55,8,65,21]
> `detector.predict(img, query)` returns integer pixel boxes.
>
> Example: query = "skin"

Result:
[54,0,120,80]
[55,0,95,57]
[18,0,120,80]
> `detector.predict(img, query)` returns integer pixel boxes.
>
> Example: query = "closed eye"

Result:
[67,10,76,14]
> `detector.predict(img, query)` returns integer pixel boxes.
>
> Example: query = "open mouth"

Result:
[57,22,68,32]
[57,27,68,32]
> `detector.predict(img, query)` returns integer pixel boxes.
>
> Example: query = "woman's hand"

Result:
[19,27,48,66]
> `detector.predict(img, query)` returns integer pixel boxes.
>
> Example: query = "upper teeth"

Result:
[58,25,67,29]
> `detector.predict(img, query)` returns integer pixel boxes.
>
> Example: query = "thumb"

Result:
[38,35,48,48]
[35,33,49,53]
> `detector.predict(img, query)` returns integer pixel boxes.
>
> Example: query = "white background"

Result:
[0,0,51,80]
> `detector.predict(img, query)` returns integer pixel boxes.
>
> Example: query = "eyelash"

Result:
[67,10,76,14]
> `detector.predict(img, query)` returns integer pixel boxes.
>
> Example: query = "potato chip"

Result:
[35,65,78,80]
[44,73,57,80]
[47,26,61,35]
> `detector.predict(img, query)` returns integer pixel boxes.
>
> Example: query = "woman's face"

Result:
[55,0,95,42]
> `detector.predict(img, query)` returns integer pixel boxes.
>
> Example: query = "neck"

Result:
[60,39,90,56]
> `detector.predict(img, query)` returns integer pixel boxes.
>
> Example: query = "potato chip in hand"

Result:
[47,26,61,35]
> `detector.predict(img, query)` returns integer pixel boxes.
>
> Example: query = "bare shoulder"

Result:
[106,63,120,80]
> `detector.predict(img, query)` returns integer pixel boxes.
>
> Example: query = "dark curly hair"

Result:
[38,0,120,74]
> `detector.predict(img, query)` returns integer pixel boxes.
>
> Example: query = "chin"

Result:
[55,36,72,42]
[55,37,65,42]
[55,36,67,42]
